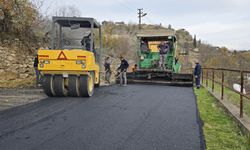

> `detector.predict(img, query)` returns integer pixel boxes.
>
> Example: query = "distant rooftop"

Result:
[137,29,176,38]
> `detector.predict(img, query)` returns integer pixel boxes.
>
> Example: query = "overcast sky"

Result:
[43,0,250,50]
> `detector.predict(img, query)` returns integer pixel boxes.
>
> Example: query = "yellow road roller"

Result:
[38,17,102,97]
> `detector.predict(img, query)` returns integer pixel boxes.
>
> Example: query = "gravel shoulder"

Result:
[0,88,46,111]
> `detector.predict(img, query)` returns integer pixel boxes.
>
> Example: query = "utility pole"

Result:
[138,8,147,30]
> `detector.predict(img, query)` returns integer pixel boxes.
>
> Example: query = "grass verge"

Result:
[194,87,250,150]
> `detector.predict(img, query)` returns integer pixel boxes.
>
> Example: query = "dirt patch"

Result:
[0,72,36,88]
[0,88,46,111]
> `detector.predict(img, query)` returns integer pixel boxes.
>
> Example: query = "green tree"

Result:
[0,0,40,51]
[193,34,197,48]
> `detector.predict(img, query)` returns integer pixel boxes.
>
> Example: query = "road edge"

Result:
[192,87,207,150]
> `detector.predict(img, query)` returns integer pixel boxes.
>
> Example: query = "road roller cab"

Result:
[38,17,102,97]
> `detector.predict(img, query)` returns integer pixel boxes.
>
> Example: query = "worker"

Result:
[104,56,112,84]
[81,33,92,51]
[140,40,149,53]
[158,41,169,70]
[194,62,202,89]
[132,64,138,72]
[33,53,40,86]
[117,56,129,86]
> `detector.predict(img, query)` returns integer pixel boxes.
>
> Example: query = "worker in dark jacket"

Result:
[81,33,92,51]
[140,41,149,53]
[158,41,169,70]
[33,54,40,86]
[117,56,129,86]
[194,62,202,89]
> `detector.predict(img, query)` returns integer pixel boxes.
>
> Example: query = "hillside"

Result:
[102,21,250,70]
[0,6,250,87]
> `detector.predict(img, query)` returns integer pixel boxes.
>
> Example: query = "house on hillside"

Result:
[115,22,125,26]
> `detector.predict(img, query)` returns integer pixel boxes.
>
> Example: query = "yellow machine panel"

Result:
[148,41,160,52]
[38,49,99,84]
[38,50,99,71]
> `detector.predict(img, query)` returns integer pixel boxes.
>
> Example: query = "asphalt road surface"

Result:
[0,85,204,150]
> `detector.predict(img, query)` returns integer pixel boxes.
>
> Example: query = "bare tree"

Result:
[54,5,81,17]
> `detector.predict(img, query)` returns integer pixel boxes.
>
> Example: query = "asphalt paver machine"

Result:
[126,29,193,86]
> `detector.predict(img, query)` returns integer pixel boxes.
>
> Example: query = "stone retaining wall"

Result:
[0,46,35,79]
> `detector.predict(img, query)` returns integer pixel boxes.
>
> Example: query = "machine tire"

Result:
[68,75,80,97]
[41,75,55,97]
[79,73,94,97]
[53,75,68,97]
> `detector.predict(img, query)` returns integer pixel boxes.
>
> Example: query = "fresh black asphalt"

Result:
[0,85,204,150]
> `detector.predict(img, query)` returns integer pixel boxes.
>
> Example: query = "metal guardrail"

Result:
[186,67,250,118]
[197,68,250,118]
